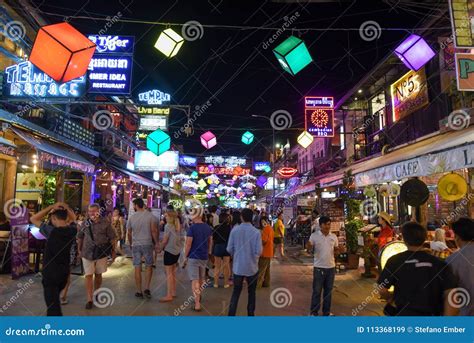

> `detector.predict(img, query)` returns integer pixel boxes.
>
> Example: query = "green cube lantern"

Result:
[273,36,312,76]
[241,131,254,145]
[146,129,170,156]
[263,165,271,173]
[154,28,184,58]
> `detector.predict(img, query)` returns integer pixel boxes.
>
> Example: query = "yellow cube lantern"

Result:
[297,130,313,148]
[154,28,184,58]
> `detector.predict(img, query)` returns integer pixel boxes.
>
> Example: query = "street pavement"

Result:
[0,247,384,316]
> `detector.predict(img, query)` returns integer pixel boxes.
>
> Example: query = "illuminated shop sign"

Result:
[253,161,270,171]
[304,96,334,109]
[137,106,170,115]
[179,155,197,167]
[134,150,179,172]
[4,61,86,98]
[87,35,134,95]
[204,156,246,167]
[138,115,168,131]
[305,108,335,137]
[197,164,250,176]
[448,0,474,48]
[87,35,135,54]
[138,89,171,105]
[277,167,298,178]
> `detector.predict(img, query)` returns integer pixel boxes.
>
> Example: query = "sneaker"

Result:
[213,284,219,288]
[224,284,230,289]
[85,301,93,310]
[144,290,152,299]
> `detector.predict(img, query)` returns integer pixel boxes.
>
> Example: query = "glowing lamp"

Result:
[146,129,170,156]
[273,36,312,76]
[263,165,271,173]
[394,34,435,71]
[241,131,254,145]
[297,130,314,149]
[191,171,198,179]
[198,179,207,189]
[200,131,217,149]
[29,22,96,82]
[154,28,184,58]
[256,176,267,188]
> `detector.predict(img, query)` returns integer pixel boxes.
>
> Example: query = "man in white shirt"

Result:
[306,216,339,316]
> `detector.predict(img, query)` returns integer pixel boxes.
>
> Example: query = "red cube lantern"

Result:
[29,22,96,83]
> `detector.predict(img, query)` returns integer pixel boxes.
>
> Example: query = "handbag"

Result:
[88,223,112,260]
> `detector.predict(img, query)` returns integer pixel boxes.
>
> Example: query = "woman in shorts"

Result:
[212,213,232,288]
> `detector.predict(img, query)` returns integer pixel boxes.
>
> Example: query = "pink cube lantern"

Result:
[200,131,217,149]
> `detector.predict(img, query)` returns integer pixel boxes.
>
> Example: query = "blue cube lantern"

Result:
[146,129,170,156]
[273,36,312,76]
[241,131,254,145]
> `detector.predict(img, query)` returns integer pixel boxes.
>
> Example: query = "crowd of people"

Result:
[10,200,473,317]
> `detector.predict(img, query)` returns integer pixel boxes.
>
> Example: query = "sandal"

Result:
[144,289,152,299]
[135,292,143,298]
[193,305,202,312]
[159,297,173,303]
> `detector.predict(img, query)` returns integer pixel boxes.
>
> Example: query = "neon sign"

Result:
[138,89,171,105]
[253,161,270,171]
[87,35,134,54]
[305,96,334,109]
[197,164,250,176]
[4,61,86,98]
[390,69,429,122]
[179,155,197,167]
[138,115,168,131]
[277,167,298,178]
[204,156,246,167]
[304,95,335,138]
[137,106,170,115]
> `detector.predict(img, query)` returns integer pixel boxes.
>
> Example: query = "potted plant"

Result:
[345,218,363,269]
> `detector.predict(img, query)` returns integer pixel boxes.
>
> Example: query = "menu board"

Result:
[320,199,344,232]
[10,208,31,279]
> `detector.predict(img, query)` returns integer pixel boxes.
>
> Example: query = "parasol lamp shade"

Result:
[200,131,217,149]
[241,131,254,145]
[394,34,435,71]
[273,36,312,76]
[297,130,313,148]
[154,28,184,58]
[437,173,468,202]
[400,178,429,207]
[29,22,96,83]
[146,129,171,156]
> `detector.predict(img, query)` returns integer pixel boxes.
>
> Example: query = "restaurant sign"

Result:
[355,143,474,187]
[390,68,429,122]
[197,164,250,175]
[0,142,15,157]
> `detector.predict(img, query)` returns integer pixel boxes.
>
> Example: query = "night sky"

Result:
[28,0,445,159]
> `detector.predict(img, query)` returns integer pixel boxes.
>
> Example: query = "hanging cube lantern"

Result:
[191,171,198,179]
[200,131,217,149]
[273,36,312,76]
[154,28,184,58]
[297,130,314,149]
[29,22,96,83]
[394,34,435,71]
[146,129,170,156]
[198,179,207,189]
[263,165,271,173]
[256,176,268,188]
[241,131,254,145]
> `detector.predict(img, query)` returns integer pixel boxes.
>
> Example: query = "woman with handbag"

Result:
[77,203,116,310]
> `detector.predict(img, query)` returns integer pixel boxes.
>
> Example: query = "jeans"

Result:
[42,276,67,316]
[310,267,335,316]
[228,272,258,316]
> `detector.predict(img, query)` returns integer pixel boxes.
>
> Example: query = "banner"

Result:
[455,53,474,91]
[449,0,474,48]
[10,208,30,279]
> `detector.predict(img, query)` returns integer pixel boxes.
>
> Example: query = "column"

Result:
[55,170,65,202]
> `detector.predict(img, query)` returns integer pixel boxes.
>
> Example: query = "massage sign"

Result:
[304,96,335,137]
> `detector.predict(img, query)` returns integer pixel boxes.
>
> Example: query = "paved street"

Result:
[0,248,384,316]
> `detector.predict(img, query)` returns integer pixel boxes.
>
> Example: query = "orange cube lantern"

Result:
[29,22,96,83]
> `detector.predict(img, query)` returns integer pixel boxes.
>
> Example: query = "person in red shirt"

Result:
[257,216,274,288]
[377,212,394,249]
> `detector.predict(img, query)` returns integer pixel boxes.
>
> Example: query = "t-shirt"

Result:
[164,223,182,255]
[40,223,77,280]
[126,211,156,246]
[213,223,231,245]
[261,225,274,258]
[309,231,338,268]
[429,241,449,252]
[273,219,285,238]
[378,250,457,316]
[187,223,212,260]
[227,223,262,276]
[446,244,474,316]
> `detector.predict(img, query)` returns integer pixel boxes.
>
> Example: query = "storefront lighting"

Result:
[394,34,435,71]
[29,22,96,82]
[297,130,313,149]
[273,36,312,76]
[21,165,29,169]
[200,131,217,149]
[154,28,184,58]
[358,89,362,93]
[241,131,254,145]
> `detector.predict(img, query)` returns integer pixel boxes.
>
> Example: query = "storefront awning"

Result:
[113,167,162,190]
[293,181,317,195]
[320,126,474,187]
[13,128,95,174]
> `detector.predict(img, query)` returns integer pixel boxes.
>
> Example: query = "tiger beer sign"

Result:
[455,53,474,91]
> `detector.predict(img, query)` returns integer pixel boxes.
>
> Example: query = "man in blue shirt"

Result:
[227,208,262,316]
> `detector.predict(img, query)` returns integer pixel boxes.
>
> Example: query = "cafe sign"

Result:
[455,53,474,91]
[390,68,429,122]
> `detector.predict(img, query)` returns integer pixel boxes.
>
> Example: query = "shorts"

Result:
[274,237,283,245]
[187,258,207,281]
[164,251,180,266]
[132,245,154,267]
[213,243,230,257]
[82,257,108,276]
